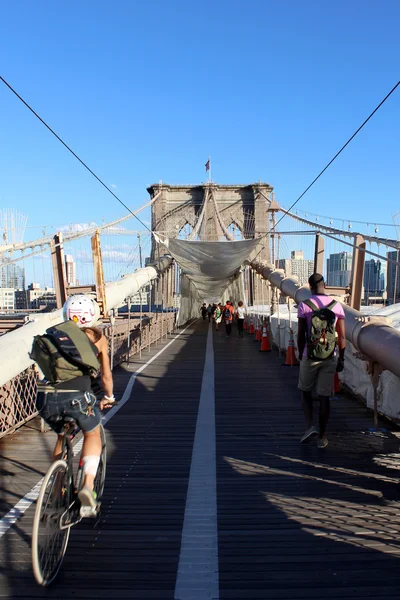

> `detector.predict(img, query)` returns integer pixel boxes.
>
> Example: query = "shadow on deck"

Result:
[1,319,400,599]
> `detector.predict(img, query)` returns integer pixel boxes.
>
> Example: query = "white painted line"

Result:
[174,322,219,600]
[0,321,193,540]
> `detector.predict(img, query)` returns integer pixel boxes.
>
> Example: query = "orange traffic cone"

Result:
[255,325,262,341]
[334,372,341,394]
[259,322,271,352]
[249,318,255,335]
[284,329,298,366]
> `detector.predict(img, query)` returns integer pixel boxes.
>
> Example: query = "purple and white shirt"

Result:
[298,294,345,358]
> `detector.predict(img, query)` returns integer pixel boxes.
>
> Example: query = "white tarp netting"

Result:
[163,237,261,303]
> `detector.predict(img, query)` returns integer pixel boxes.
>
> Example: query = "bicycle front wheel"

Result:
[32,459,71,586]
[93,424,107,501]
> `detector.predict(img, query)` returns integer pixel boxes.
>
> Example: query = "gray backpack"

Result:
[304,299,337,360]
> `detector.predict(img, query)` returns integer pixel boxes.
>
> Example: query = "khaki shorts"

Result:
[298,357,337,397]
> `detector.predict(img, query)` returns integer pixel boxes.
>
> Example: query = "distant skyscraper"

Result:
[326,252,352,287]
[380,272,385,293]
[364,259,383,301]
[276,250,314,286]
[387,250,400,304]
[65,254,77,286]
[0,263,25,289]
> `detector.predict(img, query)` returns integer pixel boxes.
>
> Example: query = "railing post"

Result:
[139,290,143,359]
[110,310,115,371]
[148,282,152,353]
[350,234,366,311]
[127,297,131,365]
[50,232,67,308]
[91,230,107,318]
[166,268,170,337]
[314,232,325,274]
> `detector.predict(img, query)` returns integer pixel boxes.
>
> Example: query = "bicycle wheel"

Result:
[93,425,106,501]
[32,459,71,586]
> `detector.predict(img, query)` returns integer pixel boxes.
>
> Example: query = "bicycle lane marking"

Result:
[0,321,194,540]
[174,321,219,600]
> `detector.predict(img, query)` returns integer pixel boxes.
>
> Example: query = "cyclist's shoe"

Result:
[78,486,98,518]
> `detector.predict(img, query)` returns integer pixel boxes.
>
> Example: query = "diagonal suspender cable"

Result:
[253,80,400,260]
[0,75,153,233]
[274,80,400,229]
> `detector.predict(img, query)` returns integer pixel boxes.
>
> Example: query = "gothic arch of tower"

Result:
[148,182,273,250]
[148,182,274,305]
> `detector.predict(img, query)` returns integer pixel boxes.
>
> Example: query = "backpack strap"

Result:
[303,299,318,311]
[326,300,337,310]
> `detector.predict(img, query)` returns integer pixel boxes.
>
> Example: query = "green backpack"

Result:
[304,299,337,360]
[30,320,100,384]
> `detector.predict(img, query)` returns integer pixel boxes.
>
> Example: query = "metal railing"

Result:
[0,311,177,439]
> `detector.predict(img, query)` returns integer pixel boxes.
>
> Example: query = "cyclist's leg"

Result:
[81,425,102,490]
[36,390,65,459]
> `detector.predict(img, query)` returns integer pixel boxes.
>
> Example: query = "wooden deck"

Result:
[1,319,400,598]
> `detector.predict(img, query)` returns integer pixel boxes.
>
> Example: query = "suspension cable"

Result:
[254,80,400,260]
[0,75,153,233]
[275,80,400,229]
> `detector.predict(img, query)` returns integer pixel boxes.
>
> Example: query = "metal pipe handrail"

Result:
[0,255,173,387]
[250,260,400,379]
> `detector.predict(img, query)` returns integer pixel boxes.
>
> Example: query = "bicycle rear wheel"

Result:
[93,424,106,501]
[32,460,71,586]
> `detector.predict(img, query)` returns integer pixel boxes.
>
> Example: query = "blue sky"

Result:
[0,0,399,240]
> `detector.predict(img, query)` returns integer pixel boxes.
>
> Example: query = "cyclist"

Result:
[36,294,114,515]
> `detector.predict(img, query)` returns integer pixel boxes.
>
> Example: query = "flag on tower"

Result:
[205,159,210,172]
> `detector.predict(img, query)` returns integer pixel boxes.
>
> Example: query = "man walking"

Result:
[223,301,235,337]
[297,273,346,449]
[200,303,207,320]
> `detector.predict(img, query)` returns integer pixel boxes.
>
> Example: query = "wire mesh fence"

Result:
[0,311,177,439]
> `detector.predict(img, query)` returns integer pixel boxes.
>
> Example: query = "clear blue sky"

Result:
[0,0,399,237]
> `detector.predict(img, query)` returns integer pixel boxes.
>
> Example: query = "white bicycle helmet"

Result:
[63,294,100,328]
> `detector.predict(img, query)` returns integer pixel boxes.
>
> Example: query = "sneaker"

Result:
[78,486,98,517]
[318,436,329,449]
[300,426,318,444]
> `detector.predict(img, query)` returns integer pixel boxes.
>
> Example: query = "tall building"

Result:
[326,252,352,287]
[0,263,25,290]
[387,250,400,304]
[364,259,383,301]
[0,288,15,310]
[65,254,77,286]
[27,283,57,310]
[15,290,28,310]
[276,250,314,286]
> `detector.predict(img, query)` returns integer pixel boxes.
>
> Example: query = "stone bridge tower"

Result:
[147,182,276,304]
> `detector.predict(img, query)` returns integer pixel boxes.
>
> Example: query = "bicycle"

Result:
[31,418,107,586]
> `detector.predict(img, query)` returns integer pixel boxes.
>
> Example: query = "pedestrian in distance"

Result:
[236,301,246,337]
[223,301,235,337]
[297,273,346,449]
[200,303,207,320]
[214,303,222,331]
[207,303,213,322]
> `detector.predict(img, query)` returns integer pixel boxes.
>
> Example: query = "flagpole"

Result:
[208,156,211,182]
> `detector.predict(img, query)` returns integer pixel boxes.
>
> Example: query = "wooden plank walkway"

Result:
[1,319,400,598]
